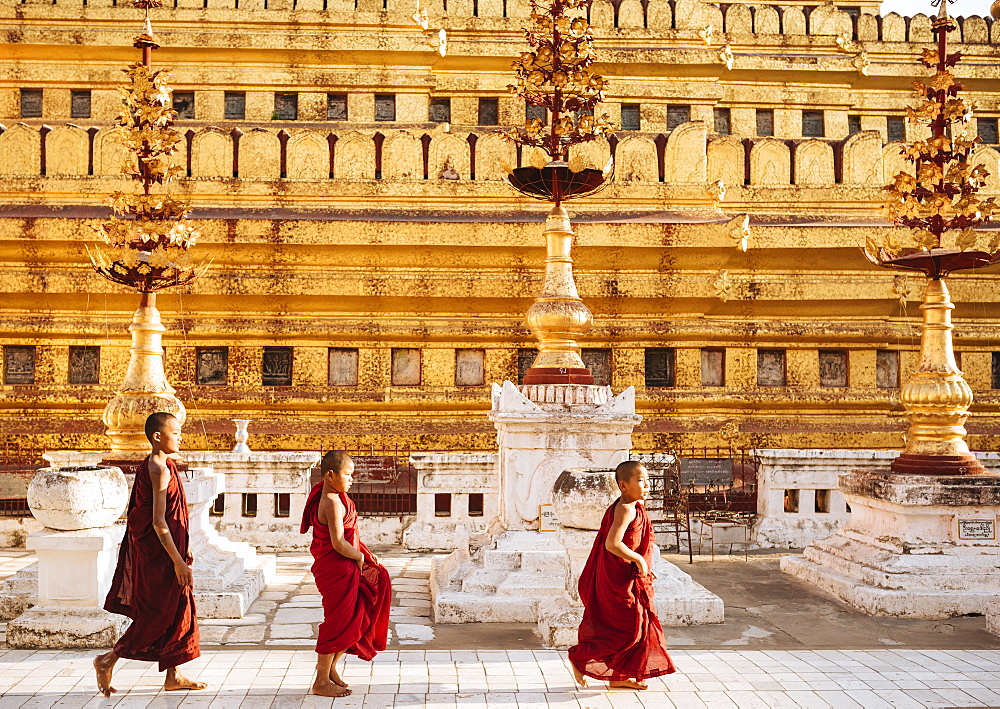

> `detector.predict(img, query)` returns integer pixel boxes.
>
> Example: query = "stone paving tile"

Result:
[199,551,439,650]
[3,648,985,708]
[3,548,1000,707]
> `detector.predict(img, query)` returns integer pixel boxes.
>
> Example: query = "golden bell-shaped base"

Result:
[523,205,595,385]
[102,292,187,461]
[891,278,984,475]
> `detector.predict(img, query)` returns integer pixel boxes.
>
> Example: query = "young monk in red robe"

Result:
[95,412,206,697]
[302,450,392,697]
[569,460,676,690]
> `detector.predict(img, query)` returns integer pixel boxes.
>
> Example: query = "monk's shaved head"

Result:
[144,412,178,443]
[321,450,353,474]
[615,460,645,485]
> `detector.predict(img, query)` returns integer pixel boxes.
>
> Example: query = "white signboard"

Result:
[538,504,558,533]
[957,518,996,541]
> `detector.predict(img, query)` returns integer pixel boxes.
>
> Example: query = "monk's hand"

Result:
[370,553,379,566]
[174,559,194,587]
[355,557,365,572]
[635,558,650,578]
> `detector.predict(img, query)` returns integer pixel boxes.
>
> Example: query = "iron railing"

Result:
[0,440,45,518]
[636,446,759,560]
[314,444,416,518]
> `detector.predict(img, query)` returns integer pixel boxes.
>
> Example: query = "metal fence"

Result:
[0,440,46,518]
[314,444,416,518]
[638,446,759,517]
[637,446,759,560]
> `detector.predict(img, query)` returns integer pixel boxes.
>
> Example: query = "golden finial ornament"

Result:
[864,0,998,475]
[502,0,615,386]
[92,1,209,460]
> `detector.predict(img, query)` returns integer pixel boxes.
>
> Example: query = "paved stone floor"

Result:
[1,548,999,707]
[197,553,438,649]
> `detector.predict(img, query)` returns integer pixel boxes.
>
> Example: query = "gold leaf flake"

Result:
[713,269,733,302]
[956,228,977,251]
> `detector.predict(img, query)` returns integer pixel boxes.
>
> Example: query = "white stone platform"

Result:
[782,469,1000,619]
[402,453,498,552]
[184,468,276,618]
[6,526,128,649]
[432,530,724,647]
[0,468,276,622]
[182,451,320,553]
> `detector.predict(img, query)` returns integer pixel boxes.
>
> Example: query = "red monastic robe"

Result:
[104,456,200,672]
[568,497,676,682]
[301,483,391,659]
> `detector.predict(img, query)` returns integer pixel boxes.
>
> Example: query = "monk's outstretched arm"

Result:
[323,495,365,572]
[605,503,649,576]
[150,460,193,587]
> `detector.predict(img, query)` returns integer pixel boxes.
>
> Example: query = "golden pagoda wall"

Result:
[1,0,1000,453]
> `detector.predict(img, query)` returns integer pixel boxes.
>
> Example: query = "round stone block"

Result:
[551,467,618,530]
[27,465,129,530]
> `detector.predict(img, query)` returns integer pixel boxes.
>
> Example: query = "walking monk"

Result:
[95,412,206,697]
[302,451,391,697]
[569,460,676,690]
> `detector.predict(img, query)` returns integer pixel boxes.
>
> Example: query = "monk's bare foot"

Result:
[609,678,648,690]
[329,669,349,688]
[163,672,208,692]
[312,679,351,697]
[571,665,588,688]
[93,654,117,698]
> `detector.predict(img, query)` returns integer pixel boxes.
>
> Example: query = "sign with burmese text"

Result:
[957,518,996,541]
[539,504,558,533]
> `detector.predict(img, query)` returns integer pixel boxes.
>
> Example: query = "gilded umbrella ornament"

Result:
[863,0,999,475]
[90,1,209,459]
[503,0,615,385]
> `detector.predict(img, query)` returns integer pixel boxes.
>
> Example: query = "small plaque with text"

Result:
[957,518,996,541]
[539,504,558,532]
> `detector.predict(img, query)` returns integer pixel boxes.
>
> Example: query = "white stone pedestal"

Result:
[6,526,128,648]
[755,449,897,549]
[491,381,639,530]
[183,467,276,618]
[403,453,498,551]
[781,469,1000,618]
[182,451,320,552]
[430,381,724,646]
[1,464,277,623]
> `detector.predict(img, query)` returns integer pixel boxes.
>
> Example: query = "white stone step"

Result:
[779,554,998,618]
[483,549,521,570]
[495,572,565,597]
[519,550,567,574]
[434,592,538,623]
[0,563,36,593]
[195,568,270,619]
[0,564,37,620]
[461,569,509,595]
[494,531,563,552]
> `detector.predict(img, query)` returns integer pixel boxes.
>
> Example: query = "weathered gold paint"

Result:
[2,2,1000,454]
[897,280,977,460]
[102,292,187,458]
[525,206,593,371]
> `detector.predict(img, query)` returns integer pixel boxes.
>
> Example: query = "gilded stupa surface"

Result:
[2,0,1000,454]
